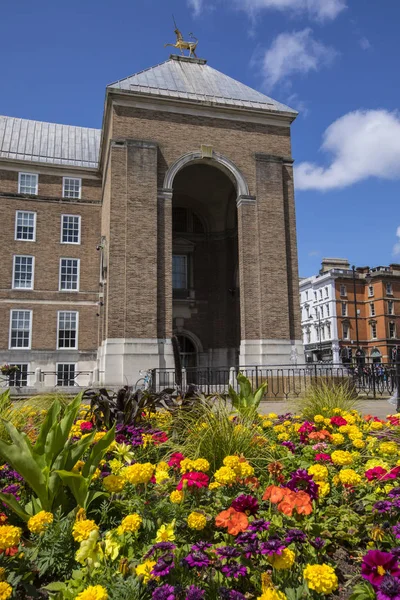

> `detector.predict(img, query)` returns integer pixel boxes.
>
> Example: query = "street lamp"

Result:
[352,266,361,365]
[310,307,322,361]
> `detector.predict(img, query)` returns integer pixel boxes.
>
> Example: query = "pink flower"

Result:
[80,421,93,432]
[299,422,315,434]
[312,443,328,451]
[383,466,400,481]
[168,453,185,469]
[315,453,332,462]
[177,472,209,490]
[361,550,400,586]
[330,416,348,427]
[365,467,388,481]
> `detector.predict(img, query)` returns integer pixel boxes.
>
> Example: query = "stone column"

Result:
[157,188,174,370]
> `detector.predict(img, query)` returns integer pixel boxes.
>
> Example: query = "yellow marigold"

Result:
[0,582,12,600]
[170,490,184,504]
[27,511,53,534]
[278,433,290,441]
[223,456,241,472]
[338,425,350,434]
[348,431,363,441]
[331,433,345,445]
[352,439,365,449]
[257,590,287,600]
[180,458,195,473]
[209,482,221,490]
[317,481,330,498]
[72,519,99,543]
[380,442,398,456]
[93,432,106,444]
[342,413,356,425]
[109,458,123,475]
[187,511,207,530]
[73,460,85,473]
[268,548,295,570]
[0,525,21,550]
[91,468,101,481]
[370,421,384,431]
[103,475,125,493]
[351,451,361,461]
[76,585,108,600]
[331,450,353,466]
[215,466,237,485]
[239,462,254,478]
[293,423,301,432]
[338,469,362,486]
[136,559,156,583]
[157,461,170,472]
[122,462,155,485]
[155,470,169,484]
[314,415,325,423]
[268,413,278,419]
[324,418,331,427]
[156,521,175,542]
[192,458,210,472]
[303,564,338,594]
[142,433,154,448]
[262,420,273,428]
[307,464,329,482]
[117,514,142,535]
[274,424,286,434]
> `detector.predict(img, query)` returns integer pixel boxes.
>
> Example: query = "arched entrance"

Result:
[370,348,382,364]
[176,334,198,369]
[169,159,240,368]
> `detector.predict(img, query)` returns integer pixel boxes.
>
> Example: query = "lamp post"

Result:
[311,307,322,361]
[352,266,361,365]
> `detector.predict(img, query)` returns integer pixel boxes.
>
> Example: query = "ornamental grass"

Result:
[0,384,398,599]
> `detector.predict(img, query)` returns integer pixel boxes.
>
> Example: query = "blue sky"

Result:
[2,0,399,277]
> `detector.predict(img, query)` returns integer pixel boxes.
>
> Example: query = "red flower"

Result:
[315,453,332,462]
[330,416,348,427]
[168,452,185,469]
[177,471,209,491]
[383,466,400,481]
[365,467,387,481]
[152,432,168,445]
[80,421,93,432]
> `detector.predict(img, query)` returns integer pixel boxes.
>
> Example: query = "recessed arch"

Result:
[164,150,250,198]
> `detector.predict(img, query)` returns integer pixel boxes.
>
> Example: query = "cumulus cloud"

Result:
[188,0,346,20]
[295,109,400,191]
[394,227,400,256]
[262,29,337,90]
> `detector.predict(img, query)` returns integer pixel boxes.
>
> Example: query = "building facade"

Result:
[0,54,304,389]
[300,259,400,364]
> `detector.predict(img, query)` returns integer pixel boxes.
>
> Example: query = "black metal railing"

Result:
[153,363,399,400]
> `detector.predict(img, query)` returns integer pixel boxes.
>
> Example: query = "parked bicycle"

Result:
[135,369,153,391]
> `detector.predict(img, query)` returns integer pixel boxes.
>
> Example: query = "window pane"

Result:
[15,211,35,240]
[10,311,31,348]
[58,312,78,348]
[63,178,81,199]
[60,259,79,291]
[8,364,28,387]
[62,215,80,244]
[13,256,33,289]
[19,173,38,194]
[172,255,187,289]
[57,364,76,386]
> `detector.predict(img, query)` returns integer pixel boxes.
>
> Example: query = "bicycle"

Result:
[135,369,153,391]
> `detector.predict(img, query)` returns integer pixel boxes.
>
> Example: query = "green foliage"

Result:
[348,581,376,600]
[0,394,114,517]
[28,511,76,580]
[229,372,267,416]
[291,380,359,419]
[167,396,278,472]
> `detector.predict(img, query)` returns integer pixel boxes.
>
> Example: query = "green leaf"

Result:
[44,394,82,467]
[56,471,88,508]
[82,424,115,479]
[85,490,108,510]
[0,492,30,521]
[253,383,267,408]
[237,372,253,402]
[34,400,61,455]
[43,582,68,592]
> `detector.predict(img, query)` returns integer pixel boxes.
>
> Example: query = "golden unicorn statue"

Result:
[165,20,198,58]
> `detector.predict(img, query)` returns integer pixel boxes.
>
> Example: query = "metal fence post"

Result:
[255,365,259,389]
[396,347,400,412]
[372,366,376,399]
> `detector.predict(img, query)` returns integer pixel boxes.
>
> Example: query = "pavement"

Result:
[258,398,397,420]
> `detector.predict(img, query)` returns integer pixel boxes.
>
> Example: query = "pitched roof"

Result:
[108,55,297,116]
[0,115,101,169]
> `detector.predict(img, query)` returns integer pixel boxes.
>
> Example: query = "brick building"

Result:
[300,259,400,364]
[0,54,304,388]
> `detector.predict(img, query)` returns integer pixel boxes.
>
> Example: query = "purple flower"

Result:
[221,563,248,578]
[241,541,260,559]
[191,541,212,552]
[377,575,400,600]
[281,441,296,453]
[183,551,210,569]
[144,542,176,558]
[231,494,259,516]
[229,593,246,600]
[235,532,257,545]
[248,519,270,532]
[152,554,175,577]
[2,484,20,502]
[311,537,325,550]
[286,469,319,500]
[216,546,241,559]
[389,488,400,498]
[362,550,400,586]
[392,499,400,510]
[185,586,205,600]
[260,539,286,556]
[219,589,246,600]
[285,529,307,544]
[393,525,400,539]
[152,584,176,600]
[375,501,393,513]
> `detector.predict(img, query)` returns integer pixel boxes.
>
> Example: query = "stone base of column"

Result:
[239,339,305,366]
[97,338,175,386]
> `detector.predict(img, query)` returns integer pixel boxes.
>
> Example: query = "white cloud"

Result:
[394,227,400,256]
[308,250,320,257]
[359,37,371,50]
[262,29,337,90]
[188,0,203,16]
[235,0,347,21]
[295,109,400,191]
[287,93,310,117]
[188,0,346,21]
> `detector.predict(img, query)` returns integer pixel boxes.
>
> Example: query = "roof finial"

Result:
[165,16,198,58]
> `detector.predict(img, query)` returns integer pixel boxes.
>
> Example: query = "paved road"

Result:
[259,398,397,420]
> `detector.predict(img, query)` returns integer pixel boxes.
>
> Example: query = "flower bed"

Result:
[0,393,399,599]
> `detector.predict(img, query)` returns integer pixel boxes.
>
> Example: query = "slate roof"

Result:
[108,55,297,116]
[0,115,101,168]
